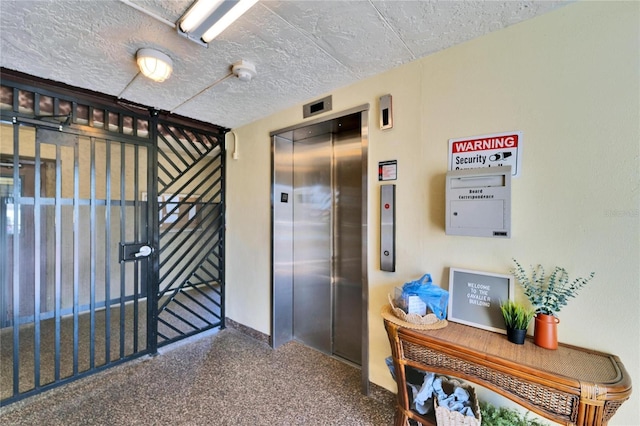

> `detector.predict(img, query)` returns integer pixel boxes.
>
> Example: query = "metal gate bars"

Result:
[0,71,227,405]
[154,120,225,347]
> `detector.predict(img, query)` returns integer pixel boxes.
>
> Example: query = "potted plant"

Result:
[500,300,535,344]
[480,401,550,426]
[512,259,595,349]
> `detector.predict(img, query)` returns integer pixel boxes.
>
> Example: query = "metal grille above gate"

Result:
[155,120,225,346]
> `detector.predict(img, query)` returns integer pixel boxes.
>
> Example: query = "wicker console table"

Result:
[384,319,632,426]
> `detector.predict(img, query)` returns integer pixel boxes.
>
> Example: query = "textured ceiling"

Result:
[0,0,569,129]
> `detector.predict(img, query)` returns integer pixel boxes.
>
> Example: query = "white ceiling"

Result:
[0,0,569,129]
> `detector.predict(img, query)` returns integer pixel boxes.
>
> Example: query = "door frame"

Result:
[0,155,57,328]
[270,104,370,394]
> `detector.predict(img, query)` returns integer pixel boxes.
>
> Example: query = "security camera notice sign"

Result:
[448,131,522,177]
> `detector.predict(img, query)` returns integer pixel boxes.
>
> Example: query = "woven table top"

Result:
[398,321,623,384]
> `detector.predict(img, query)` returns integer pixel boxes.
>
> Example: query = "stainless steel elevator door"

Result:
[272,134,293,349]
[332,128,362,364]
[272,110,365,368]
[292,134,333,354]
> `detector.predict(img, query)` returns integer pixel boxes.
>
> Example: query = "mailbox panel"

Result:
[446,166,511,238]
[450,200,504,229]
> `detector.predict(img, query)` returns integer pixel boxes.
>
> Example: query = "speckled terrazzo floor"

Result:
[0,328,396,425]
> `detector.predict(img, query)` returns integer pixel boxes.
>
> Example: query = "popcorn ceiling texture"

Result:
[0,0,567,129]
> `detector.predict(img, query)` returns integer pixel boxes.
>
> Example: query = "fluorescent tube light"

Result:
[179,0,225,33]
[177,0,258,45]
[201,0,258,42]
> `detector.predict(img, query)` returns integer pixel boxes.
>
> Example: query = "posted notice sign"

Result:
[448,131,522,177]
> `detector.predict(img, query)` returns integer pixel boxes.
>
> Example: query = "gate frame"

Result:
[0,68,228,405]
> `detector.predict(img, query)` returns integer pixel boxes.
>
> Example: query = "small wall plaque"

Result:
[378,160,397,181]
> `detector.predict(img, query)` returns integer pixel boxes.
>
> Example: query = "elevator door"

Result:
[331,127,363,364]
[273,111,364,366]
[292,134,332,353]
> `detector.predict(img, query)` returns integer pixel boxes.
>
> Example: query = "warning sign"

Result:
[448,131,522,177]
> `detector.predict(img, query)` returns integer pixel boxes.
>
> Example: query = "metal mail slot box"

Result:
[445,166,511,238]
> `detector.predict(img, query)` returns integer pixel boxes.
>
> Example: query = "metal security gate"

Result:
[155,120,225,347]
[0,72,227,405]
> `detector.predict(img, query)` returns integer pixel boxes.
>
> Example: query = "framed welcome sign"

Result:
[448,268,514,334]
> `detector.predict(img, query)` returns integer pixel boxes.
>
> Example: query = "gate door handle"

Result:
[134,245,153,258]
[120,242,154,262]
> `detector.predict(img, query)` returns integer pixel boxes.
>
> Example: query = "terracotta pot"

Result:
[534,313,560,349]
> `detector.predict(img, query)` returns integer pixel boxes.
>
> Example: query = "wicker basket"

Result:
[434,378,481,426]
[386,294,445,326]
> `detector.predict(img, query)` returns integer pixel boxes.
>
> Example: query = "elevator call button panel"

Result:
[380,184,396,271]
[445,166,511,238]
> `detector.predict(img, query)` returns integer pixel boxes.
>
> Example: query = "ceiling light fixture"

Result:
[136,48,173,82]
[178,0,258,46]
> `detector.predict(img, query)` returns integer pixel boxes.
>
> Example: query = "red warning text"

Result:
[452,134,519,153]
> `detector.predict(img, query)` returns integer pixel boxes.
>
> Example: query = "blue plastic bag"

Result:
[402,274,449,320]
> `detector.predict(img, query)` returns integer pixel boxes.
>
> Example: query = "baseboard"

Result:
[224,317,271,346]
[368,381,396,402]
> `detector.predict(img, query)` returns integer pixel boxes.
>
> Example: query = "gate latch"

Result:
[120,243,154,262]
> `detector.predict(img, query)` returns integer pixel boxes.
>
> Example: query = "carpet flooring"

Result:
[0,327,396,425]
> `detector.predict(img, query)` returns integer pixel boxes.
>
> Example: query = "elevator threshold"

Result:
[292,338,361,369]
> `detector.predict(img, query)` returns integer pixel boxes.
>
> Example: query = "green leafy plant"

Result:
[480,401,549,426]
[512,259,595,316]
[500,300,535,330]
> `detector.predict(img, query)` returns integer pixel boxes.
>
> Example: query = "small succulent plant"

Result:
[500,300,535,330]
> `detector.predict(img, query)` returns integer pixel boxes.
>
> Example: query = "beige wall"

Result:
[225,2,639,423]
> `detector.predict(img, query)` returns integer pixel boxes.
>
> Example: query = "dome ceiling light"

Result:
[136,48,173,82]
